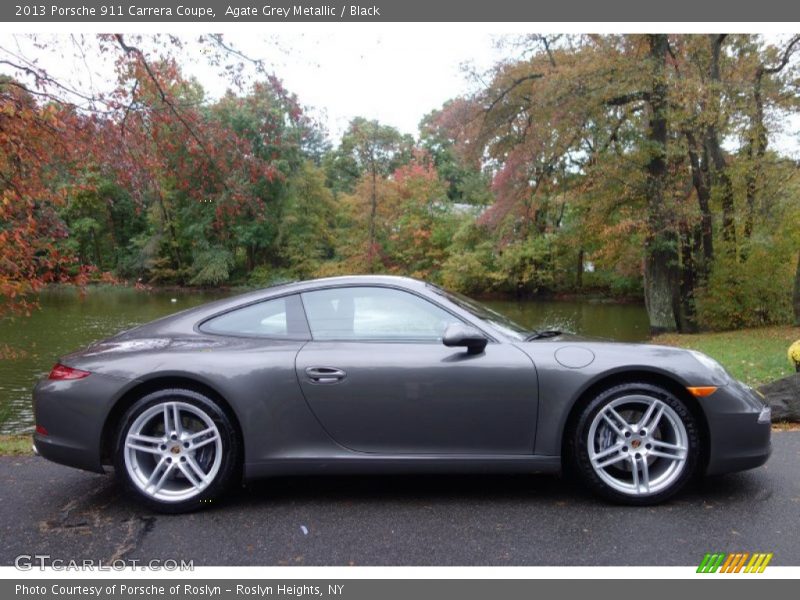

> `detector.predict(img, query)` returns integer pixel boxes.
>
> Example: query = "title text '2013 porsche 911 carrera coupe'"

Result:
[32,276,771,512]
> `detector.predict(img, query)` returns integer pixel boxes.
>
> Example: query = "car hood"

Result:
[513,336,718,386]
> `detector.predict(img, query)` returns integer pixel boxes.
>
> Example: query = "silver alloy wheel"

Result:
[123,401,223,503]
[587,395,689,496]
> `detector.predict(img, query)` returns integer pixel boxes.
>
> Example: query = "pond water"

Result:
[0,287,649,434]
[482,299,651,343]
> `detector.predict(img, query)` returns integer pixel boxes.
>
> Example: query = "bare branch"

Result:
[0,49,111,109]
[119,79,139,134]
[484,73,543,115]
[208,34,268,76]
[114,34,220,176]
[538,35,558,67]
[605,91,650,106]
[763,34,800,74]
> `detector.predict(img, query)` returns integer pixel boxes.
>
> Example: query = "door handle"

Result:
[305,366,347,384]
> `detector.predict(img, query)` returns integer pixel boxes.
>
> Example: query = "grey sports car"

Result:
[32,275,771,512]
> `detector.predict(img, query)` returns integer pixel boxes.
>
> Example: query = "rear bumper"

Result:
[703,381,772,476]
[32,372,131,474]
[33,432,106,473]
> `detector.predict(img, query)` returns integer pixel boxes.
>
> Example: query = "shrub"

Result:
[696,245,794,330]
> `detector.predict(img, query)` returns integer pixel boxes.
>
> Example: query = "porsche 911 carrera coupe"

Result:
[32,276,771,512]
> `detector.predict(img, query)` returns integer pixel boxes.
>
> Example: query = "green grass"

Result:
[653,325,800,388]
[0,434,33,456]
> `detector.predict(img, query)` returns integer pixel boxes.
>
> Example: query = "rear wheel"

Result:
[113,389,240,513]
[569,382,700,505]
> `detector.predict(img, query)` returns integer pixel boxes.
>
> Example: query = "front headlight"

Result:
[688,350,732,386]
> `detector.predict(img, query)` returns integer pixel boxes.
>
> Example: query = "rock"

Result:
[758,374,800,422]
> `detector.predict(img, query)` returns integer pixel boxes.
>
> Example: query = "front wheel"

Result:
[569,383,701,505]
[113,389,240,513]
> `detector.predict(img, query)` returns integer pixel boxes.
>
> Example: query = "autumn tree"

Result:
[379,156,457,279]
[275,161,337,280]
[0,77,94,317]
[669,35,800,328]
[325,118,413,270]
[327,151,461,278]
[1,34,304,297]
[419,106,493,205]
[434,34,800,331]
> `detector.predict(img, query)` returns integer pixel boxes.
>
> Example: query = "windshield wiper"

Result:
[525,329,562,341]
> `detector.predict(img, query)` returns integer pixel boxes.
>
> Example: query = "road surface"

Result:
[1,432,798,566]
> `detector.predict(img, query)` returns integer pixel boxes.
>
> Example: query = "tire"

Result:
[113,388,241,513]
[568,382,700,505]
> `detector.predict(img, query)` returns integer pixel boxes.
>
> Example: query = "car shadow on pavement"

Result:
[5,455,771,520]
[222,469,770,511]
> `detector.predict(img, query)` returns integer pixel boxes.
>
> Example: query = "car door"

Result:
[294,286,539,455]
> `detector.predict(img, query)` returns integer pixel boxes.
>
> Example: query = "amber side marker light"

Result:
[687,386,718,398]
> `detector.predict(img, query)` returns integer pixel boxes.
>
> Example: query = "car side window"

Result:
[200,294,310,338]
[300,287,461,341]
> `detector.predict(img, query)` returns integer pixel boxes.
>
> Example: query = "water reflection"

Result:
[483,299,649,343]
[0,287,226,434]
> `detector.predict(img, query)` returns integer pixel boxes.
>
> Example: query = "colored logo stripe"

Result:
[697,553,725,573]
[720,553,736,572]
[697,552,773,573]
[720,553,749,573]
[745,553,773,573]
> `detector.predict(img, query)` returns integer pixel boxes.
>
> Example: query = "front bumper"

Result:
[703,380,772,476]
[32,372,132,474]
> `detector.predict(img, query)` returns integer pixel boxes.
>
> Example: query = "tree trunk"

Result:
[91,229,103,268]
[154,186,182,272]
[794,249,800,326]
[643,35,680,334]
[705,35,737,254]
[685,130,714,274]
[368,166,377,273]
[678,223,698,332]
[705,139,736,252]
[743,68,767,246]
[576,248,584,288]
[246,244,256,272]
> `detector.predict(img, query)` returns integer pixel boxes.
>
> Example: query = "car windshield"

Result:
[427,284,529,341]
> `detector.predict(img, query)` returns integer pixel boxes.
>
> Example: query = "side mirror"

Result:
[442,323,488,355]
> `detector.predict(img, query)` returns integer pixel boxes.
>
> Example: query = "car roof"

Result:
[274,274,427,294]
[192,275,428,314]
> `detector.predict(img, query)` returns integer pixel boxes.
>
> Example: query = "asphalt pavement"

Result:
[1,432,798,566]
